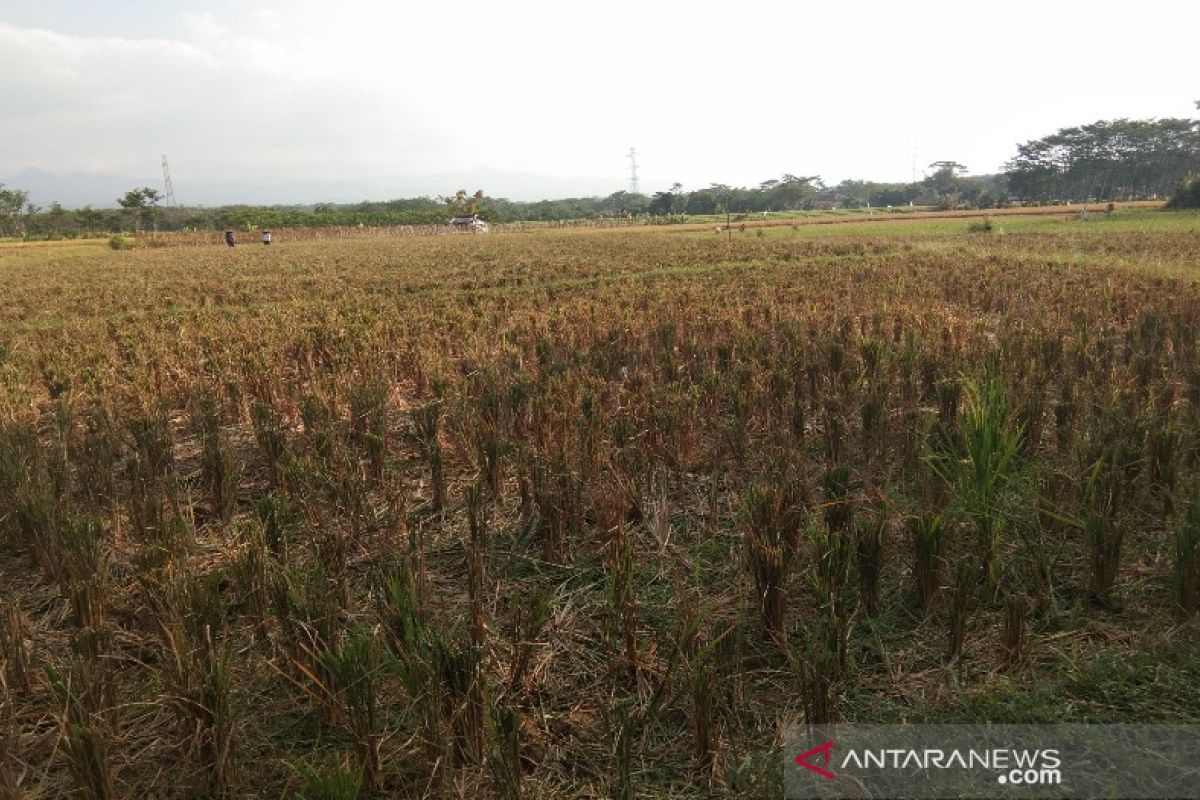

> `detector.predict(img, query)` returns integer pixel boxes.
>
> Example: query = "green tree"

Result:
[117,187,164,231]
[598,191,647,216]
[669,183,686,214]
[925,161,967,191]
[921,162,982,207]
[684,188,719,215]
[765,174,821,210]
[445,189,485,217]
[1167,176,1200,209]
[46,202,69,236]
[0,183,29,236]
[73,207,106,235]
[647,190,675,216]
[1005,116,1200,201]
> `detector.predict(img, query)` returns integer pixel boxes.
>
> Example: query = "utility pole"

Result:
[626,147,640,194]
[161,155,177,206]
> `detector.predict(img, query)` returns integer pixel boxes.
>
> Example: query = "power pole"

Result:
[161,155,177,206]
[626,147,640,194]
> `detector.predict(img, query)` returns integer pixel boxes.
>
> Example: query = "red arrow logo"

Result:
[795,740,836,779]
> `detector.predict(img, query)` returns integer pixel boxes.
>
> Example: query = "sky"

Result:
[1,0,1198,204]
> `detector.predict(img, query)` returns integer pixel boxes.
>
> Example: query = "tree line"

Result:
[0,170,1007,239]
[2,106,1197,238]
[1005,107,1200,202]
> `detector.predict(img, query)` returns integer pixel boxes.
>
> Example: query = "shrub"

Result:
[1166,176,1200,209]
[289,753,363,800]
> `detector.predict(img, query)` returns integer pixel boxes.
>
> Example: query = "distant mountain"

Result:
[2,166,623,209]
[4,167,157,209]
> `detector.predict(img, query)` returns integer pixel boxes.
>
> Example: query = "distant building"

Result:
[810,192,849,210]
[449,214,490,232]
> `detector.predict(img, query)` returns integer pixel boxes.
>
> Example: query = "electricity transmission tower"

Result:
[161,155,177,206]
[626,147,639,194]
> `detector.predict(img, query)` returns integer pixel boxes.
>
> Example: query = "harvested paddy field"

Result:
[2,208,1200,798]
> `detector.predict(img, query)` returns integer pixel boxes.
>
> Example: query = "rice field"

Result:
[2,207,1200,798]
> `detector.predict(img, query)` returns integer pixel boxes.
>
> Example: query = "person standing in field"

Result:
[224,229,236,247]
[262,229,272,245]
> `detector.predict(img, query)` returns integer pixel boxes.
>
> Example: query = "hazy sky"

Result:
[2,0,1198,200]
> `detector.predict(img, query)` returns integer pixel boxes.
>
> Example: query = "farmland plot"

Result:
[2,210,1200,797]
